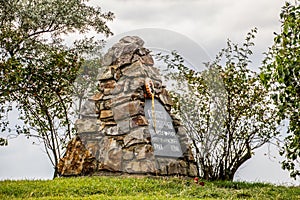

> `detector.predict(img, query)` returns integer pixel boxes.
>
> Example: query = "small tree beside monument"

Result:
[157,29,281,180]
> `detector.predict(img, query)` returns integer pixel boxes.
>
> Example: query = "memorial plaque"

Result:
[144,99,183,158]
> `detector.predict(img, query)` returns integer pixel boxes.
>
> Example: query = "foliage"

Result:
[158,29,280,180]
[260,2,300,179]
[72,58,101,119]
[0,0,113,177]
[0,176,298,200]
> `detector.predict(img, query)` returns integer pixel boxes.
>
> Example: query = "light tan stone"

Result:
[100,110,113,119]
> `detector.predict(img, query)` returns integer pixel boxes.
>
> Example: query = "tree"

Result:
[158,29,280,180]
[72,58,101,119]
[0,0,113,178]
[260,2,300,179]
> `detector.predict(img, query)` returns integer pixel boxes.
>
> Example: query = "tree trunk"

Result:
[53,166,58,179]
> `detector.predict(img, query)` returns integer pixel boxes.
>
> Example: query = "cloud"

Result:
[95,0,284,59]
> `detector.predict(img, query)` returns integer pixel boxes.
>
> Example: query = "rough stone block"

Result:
[159,88,173,106]
[97,137,122,171]
[131,115,148,127]
[88,92,103,101]
[168,160,188,176]
[113,100,143,121]
[57,137,96,176]
[124,160,156,174]
[135,144,154,160]
[104,126,122,136]
[188,163,199,177]
[123,127,149,147]
[75,118,101,133]
[100,110,113,119]
[121,61,147,77]
[80,100,98,118]
[85,141,99,157]
[123,149,134,160]
[117,118,131,134]
[98,66,114,80]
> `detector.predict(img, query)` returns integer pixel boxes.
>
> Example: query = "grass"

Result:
[0,176,299,199]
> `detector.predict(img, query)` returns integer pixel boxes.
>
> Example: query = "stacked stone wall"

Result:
[57,36,198,177]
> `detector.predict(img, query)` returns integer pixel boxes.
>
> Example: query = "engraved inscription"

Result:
[144,99,183,158]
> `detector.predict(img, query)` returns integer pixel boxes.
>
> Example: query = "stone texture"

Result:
[123,127,149,147]
[135,144,154,160]
[124,160,156,174]
[120,36,144,46]
[89,92,103,101]
[159,88,173,106]
[168,160,188,175]
[80,100,98,118]
[131,115,148,127]
[121,61,147,78]
[123,149,134,160]
[75,118,102,133]
[98,66,114,81]
[58,36,198,178]
[112,100,144,121]
[188,163,199,177]
[100,110,113,119]
[57,137,97,176]
[97,137,123,171]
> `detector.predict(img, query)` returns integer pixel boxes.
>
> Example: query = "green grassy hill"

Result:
[0,176,299,199]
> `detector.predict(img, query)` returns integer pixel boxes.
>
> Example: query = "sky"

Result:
[0,0,299,185]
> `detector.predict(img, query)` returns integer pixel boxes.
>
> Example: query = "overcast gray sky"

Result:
[0,0,299,185]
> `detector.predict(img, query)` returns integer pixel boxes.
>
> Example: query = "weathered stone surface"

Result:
[112,100,143,121]
[116,53,133,67]
[129,77,145,92]
[57,137,97,176]
[103,126,121,136]
[75,118,101,133]
[102,99,113,110]
[141,55,154,66]
[97,137,122,171]
[135,144,154,160]
[80,100,98,118]
[102,36,144,66]
[124,160,156,174]
[123,149,134,160]
[98,66,114,81]
[159,88,173,106]
[146,66,162,81]
[123,127,149,147]
[121,61,147,77]
[120,36,144,46]
[116,118,131,134]
[188,163,199,177]
[99,79,116,91]
[112,93,132,107]
[131,115,148,127]
[85,141,99,157]
[104,121,117,126]
[79,132,104,142]
[103,88,112,95]
[89,92,103,101]
[168,160,188,175]
[100,110,113,119]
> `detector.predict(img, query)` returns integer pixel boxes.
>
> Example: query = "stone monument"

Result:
[57,36,198,177]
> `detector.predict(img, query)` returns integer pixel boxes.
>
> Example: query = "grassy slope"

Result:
[0,176,299,200]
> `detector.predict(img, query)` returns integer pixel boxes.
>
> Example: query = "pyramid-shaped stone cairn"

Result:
[57,36,198,177]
